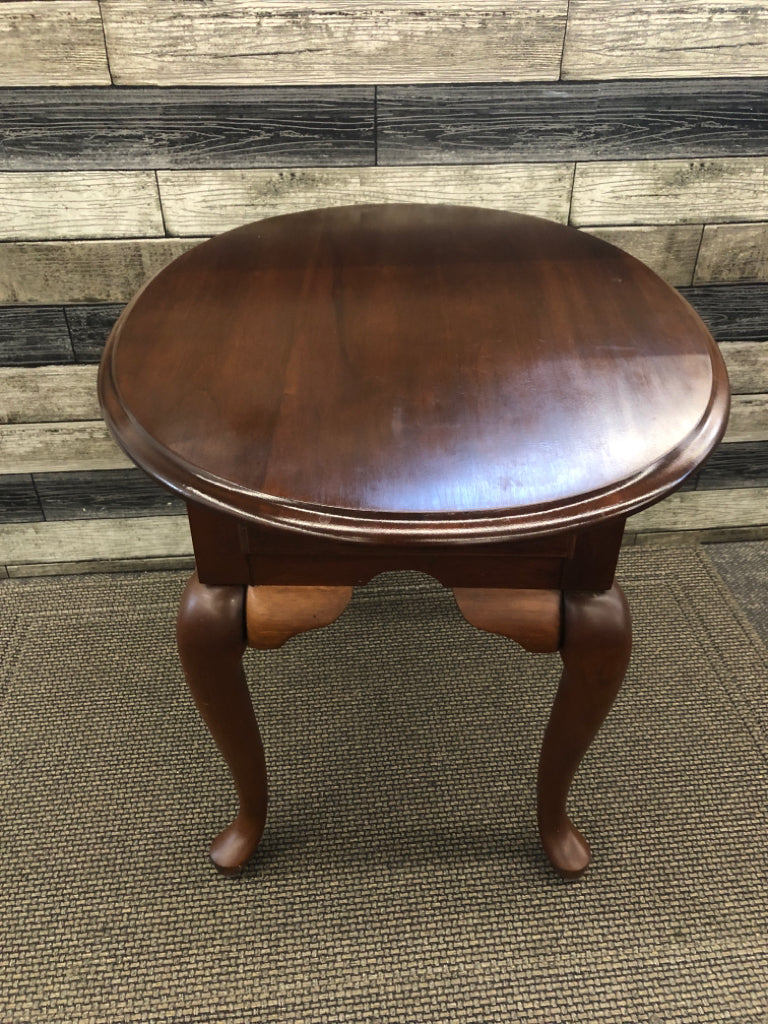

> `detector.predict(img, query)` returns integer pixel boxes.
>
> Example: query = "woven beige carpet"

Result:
[1,546,767,1023]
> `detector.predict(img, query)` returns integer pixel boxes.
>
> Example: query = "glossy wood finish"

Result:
[100,204,728,544]
[176,574,268,875]
[538,584,632,877]
[98,205,730,878]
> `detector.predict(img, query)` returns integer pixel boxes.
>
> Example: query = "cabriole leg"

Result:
[538,583,632,878]
[177,573,268,875]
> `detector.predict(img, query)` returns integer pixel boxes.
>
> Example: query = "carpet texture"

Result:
[1,546,767,1023]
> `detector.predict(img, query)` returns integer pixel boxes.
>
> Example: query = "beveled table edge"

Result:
[98,322,730,546]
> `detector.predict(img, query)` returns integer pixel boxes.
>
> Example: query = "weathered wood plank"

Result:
[631,487,768,533]
[571,158,768,226]
[6,554,195,578]
[0,87,374,170]
[0,1,110,87]
[0,474,42,523]
[724,395,768,444]
[695,223,768,284]
[65,305,124,363]
[378,80,768,164]
[563,1,768,80]
[0,422,131,474]
[157,164,574,236]
[0,239,202,305]
[696,441,768,491]
[680,285,768,341]
[719,342,768,396]
[583,225,701,288]
[101,1,568,86]
[0,172,164,241]
[0,366,99,424]
[0,306,73,366]
[629,524,768,547]
[35,469,185,521]
[0,515,192,565]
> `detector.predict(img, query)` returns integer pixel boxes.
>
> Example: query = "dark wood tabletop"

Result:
[99,203,729,544]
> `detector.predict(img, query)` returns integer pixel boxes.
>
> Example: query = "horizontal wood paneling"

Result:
[0,172,164,241]
[631,487,768,533]
[0,239,202,306]
[0,1,110,87]
[35,469,184,521]
[696,442,768,491]
[0,515,192,566]
[0,307,73,366]
[0,87,375,171]
[0,422,130,474]
[378,81,768,164]
[681,285,768,341]
[720,343,768,396]
[101,1,568,86]
[65,305,124,363]
[156,165,575,236]
[695,223,768,284]
[0,475,41,524]
[6,554,195,578]
[563,1,768,80]
[725,396,768,444]
[0,366,99,424]
[571,158,768,226]
[583,225,701,288]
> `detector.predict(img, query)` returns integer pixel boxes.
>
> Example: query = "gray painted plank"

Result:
[35,469,184,521]
[0,171,164,241]
[0,1,110,87]
[697,442,768,491]
[101,1,568,86]
[65,306,124,363]
[0,474,42,523]
[0,307,73,367]
[695,223,768,285]
[563,1,768,80]
[0,238,203,306]
[157,164,574,236]
[681,285,768,341]
[0,87,375,171]
[571,158,768,226]
[378,80,768,164]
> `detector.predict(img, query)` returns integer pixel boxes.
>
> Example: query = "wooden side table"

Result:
[99,204,729,879]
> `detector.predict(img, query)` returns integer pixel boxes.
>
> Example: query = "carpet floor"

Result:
[1,545,767,1023]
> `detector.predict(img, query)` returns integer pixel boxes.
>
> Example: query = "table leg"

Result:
[538,583,631,878]
[177,573,268,875]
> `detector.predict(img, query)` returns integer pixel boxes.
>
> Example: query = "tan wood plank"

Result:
[0,1,110,86]
[0,515,192,566]
[0,422,131,474]
[0,172,164,241]
[724,395,768,444]
[628,524,768,547]
[563,1,768,80]
[631,487,768,533]
[0,238,203,305]
[719,343,768,396]
[0,366,99,424]
[157,164,574,236]
[101,1,568,86]
[571,158,768,227]
[582,225,701,287]
[695,223,768,285]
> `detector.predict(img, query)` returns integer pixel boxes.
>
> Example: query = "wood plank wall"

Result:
[1,1,768,576]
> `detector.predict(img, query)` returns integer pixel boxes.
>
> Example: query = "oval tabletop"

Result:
[99,204,729,543]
